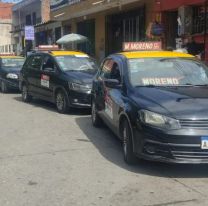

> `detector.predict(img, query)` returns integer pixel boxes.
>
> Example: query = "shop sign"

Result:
[25,26,35,40]
[123,42,162,51]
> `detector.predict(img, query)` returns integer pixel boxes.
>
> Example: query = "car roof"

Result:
[49,50,89,57]
[0,56,24,59]
[118,51,194,59]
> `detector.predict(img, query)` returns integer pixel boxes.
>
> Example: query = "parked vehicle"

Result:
[19,48,98,113]
[0,55,25,93]
[91,45,208,165]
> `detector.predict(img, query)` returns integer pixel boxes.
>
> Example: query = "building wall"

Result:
[41,0,50,22]
[0,2,13,53]
[0,2,13,19]
[52,0,155,60]
[11,0,50,54]
[95,14,105,61]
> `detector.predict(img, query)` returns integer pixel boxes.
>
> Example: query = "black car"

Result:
[19,50,98,113]
[91,50,208,164]
[0,56,25,93]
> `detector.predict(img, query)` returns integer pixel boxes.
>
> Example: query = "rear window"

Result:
[2,58,24,68]
[55,56,98,73]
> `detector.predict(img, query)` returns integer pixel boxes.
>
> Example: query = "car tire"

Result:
[91,100,102,127]
[1,81,8,93]
[122,119,137,165]
[55,90,68,114]
[22,84,32,102]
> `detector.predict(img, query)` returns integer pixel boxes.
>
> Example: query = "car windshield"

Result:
[128,58,208,87]
[55,56,98,73]
[1,58,24,68]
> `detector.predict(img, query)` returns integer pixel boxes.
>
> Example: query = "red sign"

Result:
[123,42,162,51]
[41,74,50,81]
[37,45,59,51]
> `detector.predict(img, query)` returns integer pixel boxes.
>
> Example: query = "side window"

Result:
[22,56,32,70]
[42,56,56,72]
[29,55,43,70]
[100,59,114,79]
[101,59,121,83]
[110,63,121,83]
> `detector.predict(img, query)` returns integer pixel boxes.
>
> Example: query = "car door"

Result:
[104,60,124,129]
[38,55,59,100]
[25,54,43,95]
[0,58,3,81]
[95,57,123,131]
[94,58,114,115]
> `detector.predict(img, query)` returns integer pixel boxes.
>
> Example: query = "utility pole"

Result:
[204,0,208,61]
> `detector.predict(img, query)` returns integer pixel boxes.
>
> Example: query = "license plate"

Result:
[201,137,208,149]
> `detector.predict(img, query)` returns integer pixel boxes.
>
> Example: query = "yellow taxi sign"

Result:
[123,41,162,51]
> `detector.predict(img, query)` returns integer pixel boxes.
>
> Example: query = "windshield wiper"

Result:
[193,84,208,87]
[136,85,157,88]
[174,83,208,87]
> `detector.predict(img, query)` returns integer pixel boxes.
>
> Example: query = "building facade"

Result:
[50,0,155,61]
[0,2,13,54]
[154,0,208,60]
[11,0,50,55]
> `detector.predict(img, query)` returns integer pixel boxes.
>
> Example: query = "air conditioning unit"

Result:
[178,6,193,35]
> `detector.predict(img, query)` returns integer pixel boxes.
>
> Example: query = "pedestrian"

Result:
[183,35,203,56]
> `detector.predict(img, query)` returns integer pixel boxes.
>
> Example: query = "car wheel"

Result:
[91,100,102,127]
[22,84,32,102]
[56,90,68,114]
[122,119,137,165]
[1,81,8,93]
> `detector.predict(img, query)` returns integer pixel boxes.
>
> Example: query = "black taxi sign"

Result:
[123,41,162,51]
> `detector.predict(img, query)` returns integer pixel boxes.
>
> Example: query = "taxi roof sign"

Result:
[123,42,162,51]
[36,45,60,51]
[0,53,15,56]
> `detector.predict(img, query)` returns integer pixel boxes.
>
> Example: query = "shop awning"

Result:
[34,20,56,28]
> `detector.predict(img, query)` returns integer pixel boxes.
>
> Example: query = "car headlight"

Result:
[6,73,18,79]
[69,83,91,93]
[139,110,180,130]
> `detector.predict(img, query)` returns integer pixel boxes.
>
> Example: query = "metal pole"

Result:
[204,0,208,61]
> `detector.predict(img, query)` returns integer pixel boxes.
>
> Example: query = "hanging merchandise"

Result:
[177,16,182,36]
[151,21,164,36]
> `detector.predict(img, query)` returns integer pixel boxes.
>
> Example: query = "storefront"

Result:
[154,0,208,61]
[77,19,95,56]
[106,6,146,55]
[35,21,62,46]
[51,0,155,61]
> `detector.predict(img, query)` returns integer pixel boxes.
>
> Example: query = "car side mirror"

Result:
[104,79,121,88]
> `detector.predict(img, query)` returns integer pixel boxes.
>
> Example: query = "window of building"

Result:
[55,27,62,41]
[26,14,32,25]
[192,6,206,34]
[32,12,36,25]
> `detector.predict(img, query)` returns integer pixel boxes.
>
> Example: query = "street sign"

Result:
[25,26,35,40]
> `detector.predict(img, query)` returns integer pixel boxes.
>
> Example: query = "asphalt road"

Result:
[1,92,208,206]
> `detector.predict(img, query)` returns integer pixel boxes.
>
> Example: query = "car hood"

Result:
[64,70,96,85]
[2,67,21,74]
[131,86,208,119]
